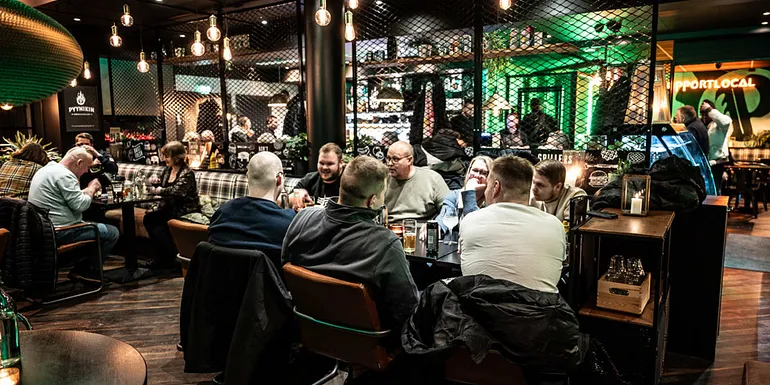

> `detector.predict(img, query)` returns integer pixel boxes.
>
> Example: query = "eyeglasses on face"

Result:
[469,168,489,176]
[386,155,411,164]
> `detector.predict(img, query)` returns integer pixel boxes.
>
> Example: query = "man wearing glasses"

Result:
[208,152,295,268]
[384,141,449,222]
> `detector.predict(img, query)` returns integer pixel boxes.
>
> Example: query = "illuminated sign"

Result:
[674,78,756,92]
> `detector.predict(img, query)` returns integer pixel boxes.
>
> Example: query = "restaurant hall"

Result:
[0,0,769,383]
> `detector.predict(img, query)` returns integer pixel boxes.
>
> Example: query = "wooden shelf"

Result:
[360,43,579,68]
[579,296,654,328]
[577,208,675,240]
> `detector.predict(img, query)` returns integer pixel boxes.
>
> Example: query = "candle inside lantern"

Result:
[630,191,643,215]
[0,368,20,385]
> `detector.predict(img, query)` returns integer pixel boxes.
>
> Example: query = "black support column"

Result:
[304,0,345,171]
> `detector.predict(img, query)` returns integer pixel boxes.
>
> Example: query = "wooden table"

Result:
[19,330,147,385]
[725,162,770,216]
[91,195,170,283]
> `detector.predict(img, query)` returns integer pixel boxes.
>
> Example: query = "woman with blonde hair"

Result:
[435,155,494,238]
[143,141,200,269]
[0,143,50,199]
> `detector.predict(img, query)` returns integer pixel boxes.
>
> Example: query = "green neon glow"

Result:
[587,78,594,137]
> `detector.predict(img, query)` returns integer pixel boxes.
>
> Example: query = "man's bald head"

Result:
[247,152,284,194]
[61,147,94,178]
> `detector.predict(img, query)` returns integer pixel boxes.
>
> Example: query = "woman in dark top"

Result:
[143,141,201,269]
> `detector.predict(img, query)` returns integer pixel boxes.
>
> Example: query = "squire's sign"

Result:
[63,86,99,132]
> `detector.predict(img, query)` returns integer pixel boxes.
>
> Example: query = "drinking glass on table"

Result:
[403,219,417,253]
[442,214,459,245]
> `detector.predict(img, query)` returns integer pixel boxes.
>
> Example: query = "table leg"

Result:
[103,204,154,283]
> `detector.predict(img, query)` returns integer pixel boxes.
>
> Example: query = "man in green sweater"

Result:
[385,141,449,222]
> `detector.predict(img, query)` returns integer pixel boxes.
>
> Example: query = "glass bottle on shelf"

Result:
[626,258,646,285]
[606,255,627,283]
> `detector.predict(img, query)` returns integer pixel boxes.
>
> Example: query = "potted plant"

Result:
[0,132,61,165]
[608,159,631,183]
[285,133,309,176]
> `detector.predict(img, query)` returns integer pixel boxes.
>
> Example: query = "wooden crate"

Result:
[596,272,651,315]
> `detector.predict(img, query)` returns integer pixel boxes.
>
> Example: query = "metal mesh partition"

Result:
[350,0,476,159]
[348,0,655,173]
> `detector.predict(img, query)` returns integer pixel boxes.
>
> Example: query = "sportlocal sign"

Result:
[674,77,756,92]
[62,86,100,132]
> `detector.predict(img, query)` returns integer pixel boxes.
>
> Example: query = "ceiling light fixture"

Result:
[268,90,290,107]
[348,0,359,9]
[315,0,331,26]
[763,21,769,25]
[179,34,186,38]
[137,51,149,73]
[764,12,770,16]
[70,79,77,87]
[222,36,232,61]
[344,10,355,41]
[499,0,512,10]
[121,4,133,27]
[0,104,12,111]
[73,18,81,21]
[376,0,383,4]
[83,61,91,79]
[109,24,122,47]
[206,15,221,41]
[261,20,268,25]
[191,30,205,56]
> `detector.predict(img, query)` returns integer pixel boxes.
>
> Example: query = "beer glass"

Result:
[403,219,417,253]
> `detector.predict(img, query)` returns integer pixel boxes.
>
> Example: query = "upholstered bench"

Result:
[105,163,301,238]
[743,360,770,385]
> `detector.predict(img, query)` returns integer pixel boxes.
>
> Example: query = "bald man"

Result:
[29,146,120,284]
[384,141,449,222]
[208,152,295,267]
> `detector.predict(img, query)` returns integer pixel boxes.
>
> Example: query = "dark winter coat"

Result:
[0,198,57,296]
[180,241,292,385]
[402,275,586,376]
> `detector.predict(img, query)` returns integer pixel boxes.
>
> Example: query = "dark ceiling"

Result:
[658,0,768,36]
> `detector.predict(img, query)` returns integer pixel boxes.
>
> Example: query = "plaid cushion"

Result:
[0,159,42,200]
[731,148,770,162]
[116,163,166,182]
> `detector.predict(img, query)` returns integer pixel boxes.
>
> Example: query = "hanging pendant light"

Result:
[191,30,205,56]
[482,92,512,117]
[314,0,331,26]
[344,10,356,41]
[206,15,221,41]
[83,61,91,79]
[109,24,122,47]
[499,0,512,10]
[120,4,133,27]
[0,104,12,111]
[70,79,77,87]
[222,36,232,61]
[137,51,149,73]
[348,0,359,9]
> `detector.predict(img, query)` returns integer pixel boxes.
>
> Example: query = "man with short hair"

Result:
[282,155,418,329]
[292,143,345,208]
[208,152,295,267]
[384,141,449,222]
[229,116,254,143]
[676,105,709,156]
[75,132,118,174]
[29,146,120,283]
[532,159,587,222]
[460,155,566,293]
[520,98,558,146]
[700,100,734,190]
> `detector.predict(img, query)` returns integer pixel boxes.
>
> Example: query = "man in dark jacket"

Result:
[520,98,558,146]
[291,143,344,208]
[676,105,709,156]
[282,155,418,330]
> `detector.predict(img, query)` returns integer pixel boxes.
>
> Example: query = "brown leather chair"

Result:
[282,263,394,382]
[445,347,528,385]
[168,219,208,277]
[45,223,105,304]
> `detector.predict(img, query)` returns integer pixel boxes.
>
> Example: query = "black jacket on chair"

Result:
[180,242,293,384]
[402,275,586,376]
[0,198,57,296]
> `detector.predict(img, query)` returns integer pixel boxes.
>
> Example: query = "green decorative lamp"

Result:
[0,0,83,109]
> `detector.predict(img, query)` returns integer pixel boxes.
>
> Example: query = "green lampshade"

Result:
[0,0,83,107]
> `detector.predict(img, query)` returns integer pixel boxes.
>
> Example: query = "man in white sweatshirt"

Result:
[700,100,734,192]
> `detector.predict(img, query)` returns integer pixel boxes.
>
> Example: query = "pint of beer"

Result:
[403,219,417,253]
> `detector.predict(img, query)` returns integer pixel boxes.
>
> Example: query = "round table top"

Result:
[19,330,147,385]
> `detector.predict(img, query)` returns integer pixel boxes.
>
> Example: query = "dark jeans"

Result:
[56,222,120,272]
[143,209,178,262]
[711,163,725,195]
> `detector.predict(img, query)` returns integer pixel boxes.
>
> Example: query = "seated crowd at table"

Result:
[0,132,596,382]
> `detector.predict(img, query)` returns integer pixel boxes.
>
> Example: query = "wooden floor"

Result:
[17,207,770,385]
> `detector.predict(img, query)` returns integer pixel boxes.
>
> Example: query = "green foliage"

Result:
[285,133,309,161]
[0,132,60,164]
[344,134,374,163]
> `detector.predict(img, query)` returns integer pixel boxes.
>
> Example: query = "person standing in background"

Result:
[676,106,709,157]
[700,100,733,191]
